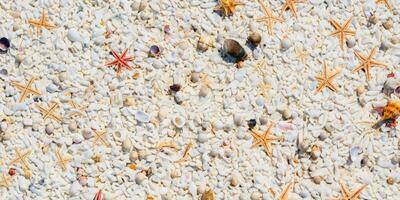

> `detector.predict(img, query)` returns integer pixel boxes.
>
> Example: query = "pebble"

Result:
[199,86,209,97]
[197,133,208,143]
[23,119,33,126]
[69,181,82,196]
[45,124,54,135]
[280,38,291,51]
[313,176,323,184]
[230,175,238,187]
[67,29,82,42]
[346,37,356,48]
[233,114,242,126]
[172,115,186,128]
[250,191,262,200]
[191,72,200,83]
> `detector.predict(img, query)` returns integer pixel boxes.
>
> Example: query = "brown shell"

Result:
[201,189,215,200]
[223,39,247,62]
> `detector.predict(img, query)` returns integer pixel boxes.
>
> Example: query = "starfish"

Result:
[249,122,283,158]
[375,0,392,11]
[214,0,244,16]
[329,17,355,50]
[92,130,111,147]
[352,47,387,81]
[174,141,193,163]
[106,49,134,74]
[256,0,283,35]
[0,174,11,188]
[36,102,62,122]
[27,9,56,35]
[278,180,294,200]
[11,77,41,103]
[329,181,368,200]
[294,46,309,63]
[10,148,31,171]
[282,0,301,17]
[314,62,340,93]
[55,148,71,171]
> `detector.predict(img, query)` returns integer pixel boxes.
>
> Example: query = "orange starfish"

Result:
[282,0,301,17]
[329,181,368,200]
[106,49,134,74]
[352,47,387,81]
[10,148,31,171]
[214,0,244,16]
[256,0,283,35]
[27,9,56,35]
[92,130,111,147]
[36,102,62,122]
[278,180,294,200]
[249,122,283,158]
[55,148,71,171]
[329,16,355,50]
[375,0,392,10]
[11,77,41,103]
[314,62,340,93]
[0,174,12,188]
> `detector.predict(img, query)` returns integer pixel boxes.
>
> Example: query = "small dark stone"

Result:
[247,32,262,47]
[223,39,247,62]
[149,45,161,57]
[0,69,7,75]
[247,119,256,130]
[169,84,181,92]
[0,37,10,54]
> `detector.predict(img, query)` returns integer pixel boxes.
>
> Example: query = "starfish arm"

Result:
[329,19,341,29]
[105,60,119,66]
[314,82,326,94]
[329,30,341,37]
[121,49,129,58]
[368,47,378,59]
[289,3,297,17]
[326,82,338,92]
[278,181,294,200]
[370,60,387,67]
[349,184,368,199]
[343,16,353,29]
[354,51,367,62]
[351,63,366,73]
[50,114,62,122]
[344,30,356,36]
[263,142,273,158]
[339,182,351,197]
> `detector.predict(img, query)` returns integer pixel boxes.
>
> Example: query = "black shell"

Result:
[223,39,247,62]
[0,37,10,54]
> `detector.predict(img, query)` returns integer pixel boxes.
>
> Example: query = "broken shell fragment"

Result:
[172,115,186,128]
[223,39,247,62]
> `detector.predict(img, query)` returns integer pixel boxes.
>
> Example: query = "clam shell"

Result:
[223,39,247,61]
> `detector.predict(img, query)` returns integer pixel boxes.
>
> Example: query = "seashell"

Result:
[148,45,161,57]
[230,175,238,187]
[247,32,261,47]
[250,191,262,200]
[172,115,186,128]
[201,189,214,200]
[350,146,361,162]
[68,120,78,132]
[0,37,10,54]
[0,69,7,75]
[197,133,208,143]
[197,37,212,52]
[233,114,242,126]
[82,129,92,139]
[138,0,148,12]
[382,76,400,97]
[383,19,393,30]
[313,176,323,184]
[135,172,147,184]
[191,72,200,83]
[122,138,132,152]
[346,37,356,48]
[129,151,139,162]
[223,39,247,62]
[199,86,209,97]
[67,29,81,42]
[135,111,150,123]
[69,181,82,196]
[280,38,291,51]
[45,124,54,135]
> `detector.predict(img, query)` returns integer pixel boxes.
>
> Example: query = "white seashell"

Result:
[67,29,81,42]
[197,133,208,143]
[135,111,150,123]
[172,115,186,128]
[82,129,92,139]
[69,181,82,196]
[129,151,139,162]
[135,173,147,184]
[122,138,132,152]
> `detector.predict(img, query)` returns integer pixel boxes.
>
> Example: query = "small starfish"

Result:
[0,174,11,188]
[314,62,340,93]
[55,148,71,171]
[106,49,134,74]
[352,47,387,81]
[11,77,41,103]
[92,130,111,147]
[256,0,283,35]
[278,180,294,200]
[375,0,392,11]
[36,102,62,122]
[10,148,31,171]
[282,0,301,17]
[329,181,368,200]
[174,141,193,163]
[27,9,56,35]
[329,17,355,50]
[214,0,244,16]
[294,46,309,63]
[249,122,283,158]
